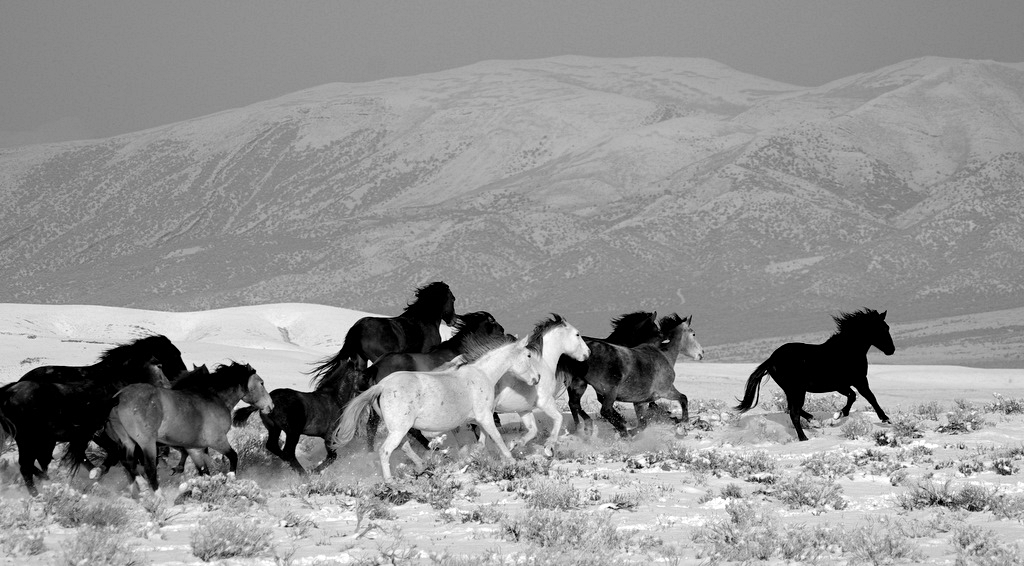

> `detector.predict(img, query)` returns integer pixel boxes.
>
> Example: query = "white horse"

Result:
[331,335,541,481]
[491,314,590,457]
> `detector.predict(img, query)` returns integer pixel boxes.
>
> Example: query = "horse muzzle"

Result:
[259,401,275,414]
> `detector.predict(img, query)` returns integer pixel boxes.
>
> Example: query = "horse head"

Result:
[510,336,542,386]
[531,314,589,363]
[873,310,896,356]
[676,315,704,361]
[241,366,275,413]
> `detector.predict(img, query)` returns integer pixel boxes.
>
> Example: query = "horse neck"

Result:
[826,331,873,354]
[464,346,520,384]
[210,382,249,408]
[659,329,685,360]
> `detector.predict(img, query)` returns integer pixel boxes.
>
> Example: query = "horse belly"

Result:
[157,394,229,447]
[378,379,476,432]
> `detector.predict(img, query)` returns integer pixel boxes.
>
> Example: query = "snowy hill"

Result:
[1,56,1022,362]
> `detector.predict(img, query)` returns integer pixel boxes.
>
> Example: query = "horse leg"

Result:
[377,429,407,481]
[856,383,890,423]
[832,386,857,420]
[408,428,432,450]
[634,402,650,430]
[312,438,338,474]
[16,438,42,497]
[35,438,55,480]
[399,440,425,473]
[787,390,809,441]
[281,431,307,475]
[169,448,189,475]
[567,380,592,435]
[263,422,286,459]
[139,441,161,493]
[511,412,540,454]
[597,391,631,438]
[474,415,514,461]
[535,395,564,458]
[366,411,381,452]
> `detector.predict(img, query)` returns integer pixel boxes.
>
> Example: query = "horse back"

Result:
[359,317,433,361]
[18,365,89,383]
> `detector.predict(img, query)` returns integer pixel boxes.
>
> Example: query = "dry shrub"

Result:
[190,514,272,561]
[55,526,146,566]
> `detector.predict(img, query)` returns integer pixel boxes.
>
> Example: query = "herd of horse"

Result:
[0,280,896,495]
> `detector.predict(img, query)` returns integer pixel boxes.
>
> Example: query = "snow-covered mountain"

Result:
[1,56,1022,360]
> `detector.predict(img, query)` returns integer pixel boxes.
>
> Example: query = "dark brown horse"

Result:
[232,359,362,474]
[108,362,273,495]
[0,335,186,495]
[563,314,704,437]
[735,309,895,441]
[322,281,456,370]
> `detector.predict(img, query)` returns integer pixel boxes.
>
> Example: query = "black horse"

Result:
[0,335,187,495]
[232,358,362,474]
[563,313,704,437]
[735,308,895,441]
[325,281,456,369]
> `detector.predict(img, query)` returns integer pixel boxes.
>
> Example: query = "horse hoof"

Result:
[543,446,555,459]
[89,468,102,480]
[832,412,842,421]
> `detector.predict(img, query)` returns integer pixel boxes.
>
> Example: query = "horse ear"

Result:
[880,311,887,320]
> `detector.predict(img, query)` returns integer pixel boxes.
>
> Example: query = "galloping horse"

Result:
[319,281,456,370]
[332,335,541,481]
[108,362,274,495]
[564,314,704,437]
[232,358,362,474]
[490,314,590,457]
[360,311,508,450]
[560,311,662,430]
[735,309,895,441]
[0,335,185,495]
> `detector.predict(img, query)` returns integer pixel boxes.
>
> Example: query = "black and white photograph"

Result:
[1,1,1023,564]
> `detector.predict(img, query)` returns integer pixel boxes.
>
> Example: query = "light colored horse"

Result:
[108,362,274,496]
[331,335,541,481]
[491,314,590,457]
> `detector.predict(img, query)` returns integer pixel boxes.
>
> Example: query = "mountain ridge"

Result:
[1,56,1022,363]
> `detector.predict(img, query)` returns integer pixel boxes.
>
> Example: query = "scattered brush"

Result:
[190,514,273,562]
[500,509,627,550]
[55,526,147,566]
[938,399,987,434]
[769,474,847,511]
[984,393,1024,415]
[39,483,137,530]
[951,524,1024,565]
[174,473,267,507]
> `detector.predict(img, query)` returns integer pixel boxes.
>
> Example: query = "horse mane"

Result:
[310,357,359,391]
[171,364,209,387]
[658,313,686,335]
[526,314,566,357]
[607,312,659,343]
[449,311,492,336]
[400,281,452,319]
[97,334,174,366]
[173,362,255,393]
[831,308,882,336]
[453,333,515,365]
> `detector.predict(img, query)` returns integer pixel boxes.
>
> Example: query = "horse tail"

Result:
[106,409,133,457]
[309,326,365,381]
[734,358,773,412]
[232,405,259,427]
[331,383,382,448]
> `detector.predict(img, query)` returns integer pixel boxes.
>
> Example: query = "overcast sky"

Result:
[2,0,1023,147]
